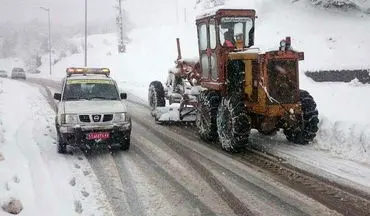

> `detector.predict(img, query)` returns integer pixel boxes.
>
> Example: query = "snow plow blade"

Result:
[151,107,196,123]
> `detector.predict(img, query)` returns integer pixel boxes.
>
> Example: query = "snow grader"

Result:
[148,9,319,152]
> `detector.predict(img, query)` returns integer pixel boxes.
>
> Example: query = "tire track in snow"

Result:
[83,151,133,215]
[110,153,148,216]
[128,135,225,216]
[83,138,221,216]
[129,146,214,216]
[130,116,256,216]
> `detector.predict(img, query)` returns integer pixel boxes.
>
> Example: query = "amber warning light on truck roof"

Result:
[66,67,110,77]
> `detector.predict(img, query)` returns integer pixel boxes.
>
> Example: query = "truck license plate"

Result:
[87,132,110,140]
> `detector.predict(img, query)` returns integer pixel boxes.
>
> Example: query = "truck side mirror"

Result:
[120,93,127,100]
[54,93,61,101]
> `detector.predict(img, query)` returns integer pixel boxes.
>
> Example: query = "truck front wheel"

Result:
[283,90,319,144]
[217,96,251,152]
[57,130,67,154]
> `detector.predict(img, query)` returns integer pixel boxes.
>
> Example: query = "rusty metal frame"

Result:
[196,9,257,94]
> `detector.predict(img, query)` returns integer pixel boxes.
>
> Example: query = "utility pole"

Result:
[84,0,88,66]
[40,7,52,75]
[116,0,126,53]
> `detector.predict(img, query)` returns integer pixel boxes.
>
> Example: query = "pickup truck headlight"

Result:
[113,113,127,122]
[61,114,79,124]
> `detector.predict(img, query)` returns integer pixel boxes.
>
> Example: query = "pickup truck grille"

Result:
[79,114,113,123]
[79,115,90,122]
[103,114,113,122]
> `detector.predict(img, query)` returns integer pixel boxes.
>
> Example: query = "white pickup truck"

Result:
[54,67,131,154]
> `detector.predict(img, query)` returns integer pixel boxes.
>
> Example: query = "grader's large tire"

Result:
[148,81,165,111]
[283,90,319,144]
[196,91,220,141]
[217,96,251,152]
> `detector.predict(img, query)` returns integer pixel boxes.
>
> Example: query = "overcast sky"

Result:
[0,0,195,27]
[0,0,115,25]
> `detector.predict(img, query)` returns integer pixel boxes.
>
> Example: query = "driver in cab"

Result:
[223,29,235,48]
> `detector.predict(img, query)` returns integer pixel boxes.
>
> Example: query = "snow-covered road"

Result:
[2,77,358,216]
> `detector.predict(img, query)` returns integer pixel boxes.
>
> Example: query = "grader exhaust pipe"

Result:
[176,38,182,60]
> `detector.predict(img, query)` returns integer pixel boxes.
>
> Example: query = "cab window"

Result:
[209,23,217,49]
[198,24,207,51]
[219,17,254,48]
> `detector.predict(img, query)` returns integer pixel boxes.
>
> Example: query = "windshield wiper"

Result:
[64,97,79,100]
[64,97,89,101]
[89,96,114,100]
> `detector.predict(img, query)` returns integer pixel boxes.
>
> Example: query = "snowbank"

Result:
[0,78,112,215]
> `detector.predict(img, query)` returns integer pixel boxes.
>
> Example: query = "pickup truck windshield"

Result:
[62,79,119,101]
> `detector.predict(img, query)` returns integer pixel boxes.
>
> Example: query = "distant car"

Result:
[54,67,131,154]
[11,67,26,79]
[0,70,8,78]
